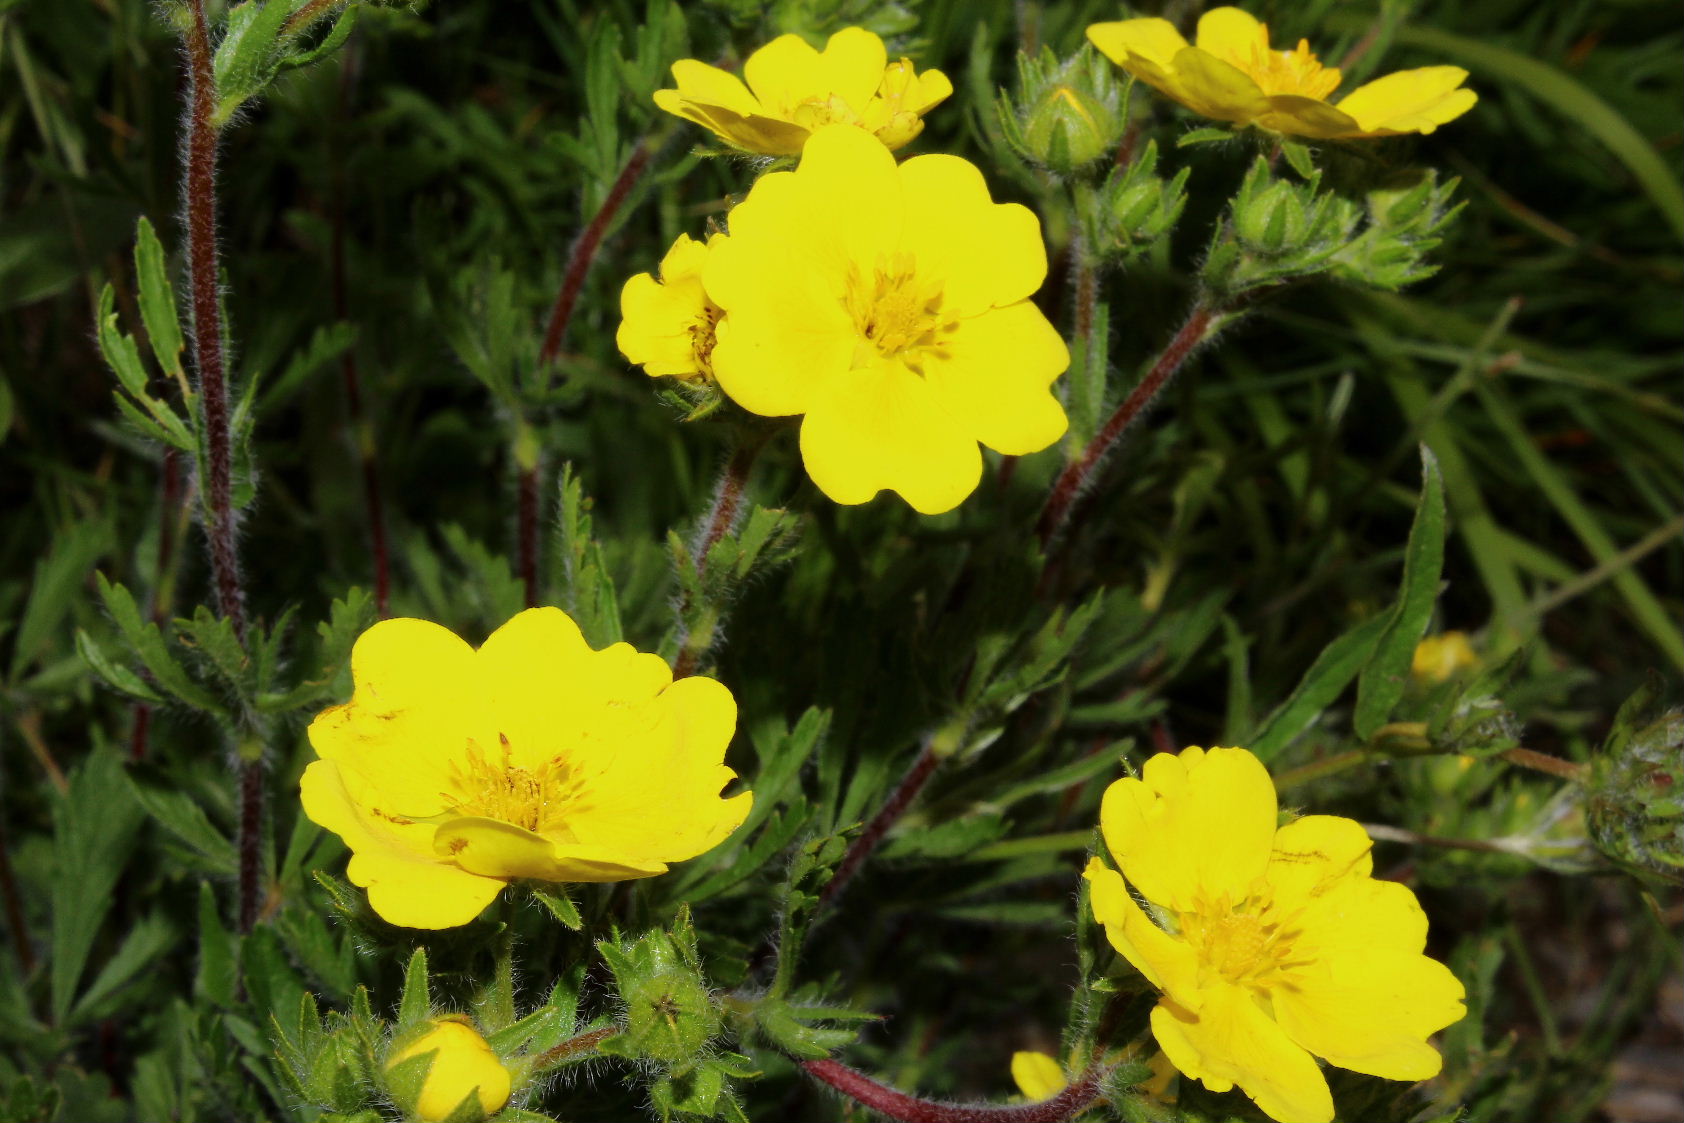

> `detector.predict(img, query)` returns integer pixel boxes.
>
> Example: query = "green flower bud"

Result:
[385,1017,512,1123]
[1588,684,1683,885]
[622,967,721,1065]
[1096,141,1188,261]
[998,46,1127,176]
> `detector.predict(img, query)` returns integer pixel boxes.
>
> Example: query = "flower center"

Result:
[690,304,722,379]
[843,254,952,368]
[1216,26,1343,100]
[446,735,577,834]
[1180,891,1300,986]
[790,93,860,132]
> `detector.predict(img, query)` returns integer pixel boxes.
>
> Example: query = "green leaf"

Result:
[1354,446,1447,740]
[530,886,583,930]
[213,0,293,124]
[76,629,165,703]
[133,216,184,379]
[68,910,174,1023]
[397,948,430,1030]
[10,517,108,679]
[278,4,358,72]
[1278,139,1316,179]
[51,748,147,1023]
[95,573,229,717]
[124,770,238,874]
[1176,126,1233,147]
[196,883,239,1008]
[1250,611,1391,760]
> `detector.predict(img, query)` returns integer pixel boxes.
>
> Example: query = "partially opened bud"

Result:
[385,1017,512,1122]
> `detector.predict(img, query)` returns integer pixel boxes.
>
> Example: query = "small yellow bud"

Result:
[385,1018,512,1122]
[1412,631,1478,683]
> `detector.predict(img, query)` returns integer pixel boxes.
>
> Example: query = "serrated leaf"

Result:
[76,629,165,702]
[96,573,228,717]
[1354,447,1447,740]
[125,770,238,873]
[69,910,174,1023]
[133,217,184,379]
[50,748,146,1023]
[278,3,358,72]
[213,0,293,123]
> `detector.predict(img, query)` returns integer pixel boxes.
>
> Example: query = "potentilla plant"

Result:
[15,1,1670,1122]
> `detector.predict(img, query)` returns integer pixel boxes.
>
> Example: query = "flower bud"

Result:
[621,966,720,1065]
[385,1018,512,1123]
[1588,686,1683,885]
[1412,631,1478,683]
[999,47,1127,176]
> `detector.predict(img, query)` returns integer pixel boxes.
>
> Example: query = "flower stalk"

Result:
[1037,299,1228,546]
[817,737,942,913]
[801,1058,1107,1123]
[183,0,262,933]
[672,434,764,679]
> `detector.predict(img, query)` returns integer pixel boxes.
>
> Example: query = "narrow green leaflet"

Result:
[1249,612,1391,760]
[133,216,184,379]
[1354,446,1447,740]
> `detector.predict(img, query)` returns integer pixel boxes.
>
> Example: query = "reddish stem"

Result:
[672,437,763,678]
[184,0,261,934]
[537,138,656,366]
[1036,301,1220,547]
[818,741,941,913]
[802,1059,1106,1123]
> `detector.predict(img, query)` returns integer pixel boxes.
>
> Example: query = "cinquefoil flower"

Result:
[385,1017,511,1122]
[1084,746,1464,1123]
[1412,631,1477,682]
[654,27,951,156]
[704,124,1069,514]
[301,608,751,929]
[1087,7,1475,140]
[618,232,723,381]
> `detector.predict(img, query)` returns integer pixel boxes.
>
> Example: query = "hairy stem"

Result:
[802,1059,1107,1123]
[672,436,764,678]
[531,1027,617,1071]
[1037,300,1225,547]
[1499,747,1588,782]
[184,0,262,934]
[817,739,942,914]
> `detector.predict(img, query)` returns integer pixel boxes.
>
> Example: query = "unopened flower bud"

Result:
[385,1018,512,1123]
[1000,47,1127,176]
[1588,688,1683,885]
[621,967,720,1064]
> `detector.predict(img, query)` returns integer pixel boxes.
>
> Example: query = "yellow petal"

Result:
[387,1020,512,1123]
[798,356,982,514]
[1265,814,1374,915]
[1336,66,1477,135]
[666,58,761,116]
[302,760,504,929]
[306,618,480,817]
[1086,18,1190,71]
[1272,948,1466,1080]
[922,302,1068,456]
[1257,94,1363,139]
[815,26,890,111]
[742,33,823,106]
[1193,7,1266,64]
[897,153,1048,314]
[1151,986,1334,1123]
[907,66,954,114]
[1010,1051,1067,1101]
[1170,46,1270,123]
[1100,746,1275,912]
[433,816,670,882]
[1084,858,1201,1006]
[617,270,708,377]
[553,673,751,866]
[1292,870,1432,961]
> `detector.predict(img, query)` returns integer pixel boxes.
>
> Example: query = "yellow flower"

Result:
[1084,746,1465,1123]
[1087,7,1476,139]
[1412,631,1478,682]
[618,232,724,381]
[654,27,952,156]
[385,1017,512,1122]
[703,124,1069,514]
[1009,1050,1067,1101]
[301,608,751,929]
